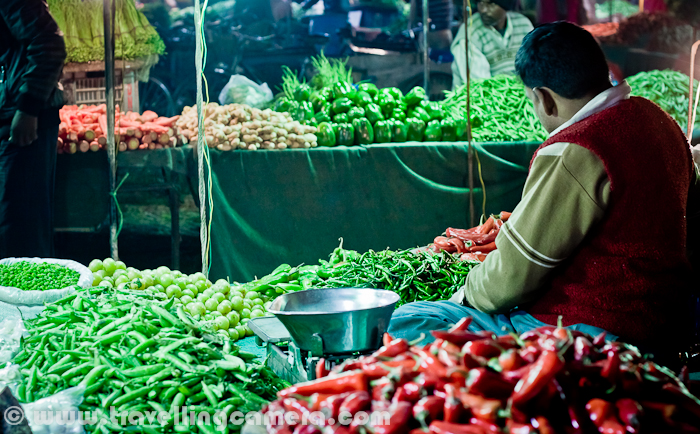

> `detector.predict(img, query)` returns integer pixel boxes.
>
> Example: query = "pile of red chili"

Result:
[262,317,700,433]
[432,212,510,262]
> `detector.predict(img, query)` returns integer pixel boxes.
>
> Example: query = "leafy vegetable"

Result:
[48,0,165,63]
[310,52,354,90]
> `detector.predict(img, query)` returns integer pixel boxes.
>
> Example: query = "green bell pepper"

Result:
[390,119,408,142]
[347,107,366,122]
[274,97,292,113]
[365,103,384,125]
[426,101,444,121]
[331,97,353,114]
[454,117,468,140]
[333,113,349,124]
[356,91,374,107]
[352,118,374,145]
[330,122,339,138]
[440,119,457,141]
[374,120,392,143]
[294,84,311,102]
[425,120,442,141]
[336,123,355,147]
[316,122,336,147]
[381,87,404,103]
[333,82,355,100]
[391,108,406,121]
[314,106,332,124]
[378,94,396,116]
[358,83,378,100]
[405,86,426,106]
[408,107,430,124]
[292,101,313,122]
[309,91,328,113]
[302,101,314,121]
[406,117,426,142]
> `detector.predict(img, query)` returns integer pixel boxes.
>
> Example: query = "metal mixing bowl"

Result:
[268,287,400,355]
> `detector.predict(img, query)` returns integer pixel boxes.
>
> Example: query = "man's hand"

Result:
[9,111,38,146]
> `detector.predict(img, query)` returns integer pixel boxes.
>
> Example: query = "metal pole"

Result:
[422,0,430,95]
[104,0,118,259]
[194,0,209,276]
[639,0,644,13]
[463,1,475,227]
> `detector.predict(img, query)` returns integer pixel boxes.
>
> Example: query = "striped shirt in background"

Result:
[451,12,533,87]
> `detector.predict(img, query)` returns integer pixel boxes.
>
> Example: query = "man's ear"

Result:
[535,87,558,118]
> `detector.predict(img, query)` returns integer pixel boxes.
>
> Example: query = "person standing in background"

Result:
[0,0,66,258]
[539,0,581,24]
[450,0,533,86]
[411,0,455,50]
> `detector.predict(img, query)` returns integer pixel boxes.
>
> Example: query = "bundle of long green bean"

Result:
[628,70,700,132]
[442,75,548,142]
[12,286,289,433]
[311,248,477,306]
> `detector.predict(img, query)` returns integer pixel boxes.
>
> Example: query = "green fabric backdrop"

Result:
[209,141,540,282]
[54,147,192,230]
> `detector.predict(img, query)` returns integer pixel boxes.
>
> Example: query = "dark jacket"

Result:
[0,0,66,121]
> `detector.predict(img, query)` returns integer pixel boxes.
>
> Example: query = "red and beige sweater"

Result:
[453,83,698,345]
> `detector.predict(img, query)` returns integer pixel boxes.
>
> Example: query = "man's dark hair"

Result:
[515,22,611,100]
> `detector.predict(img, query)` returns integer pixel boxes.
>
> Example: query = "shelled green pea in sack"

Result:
[0,258,93,306]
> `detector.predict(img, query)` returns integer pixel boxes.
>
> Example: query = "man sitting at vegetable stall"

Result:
[390,22,700,360]
[451,0,534,87]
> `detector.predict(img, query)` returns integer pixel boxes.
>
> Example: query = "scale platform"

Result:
[248,316,373,385]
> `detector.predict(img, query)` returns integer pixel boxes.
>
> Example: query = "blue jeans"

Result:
[388,301,617,343]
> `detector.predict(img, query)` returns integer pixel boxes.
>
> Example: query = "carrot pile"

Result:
[431,212,511,262]
[57,104,182,154]
[262,318,700,433]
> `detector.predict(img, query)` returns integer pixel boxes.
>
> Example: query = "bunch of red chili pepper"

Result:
[262,317,700,433]
[432,212,511,262]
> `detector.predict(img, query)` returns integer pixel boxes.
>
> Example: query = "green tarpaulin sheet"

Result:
[54,147,192,230]
[209,141,540,282]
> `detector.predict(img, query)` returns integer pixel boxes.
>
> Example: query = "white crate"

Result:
[73,76,124,105]
[61,68,139,112]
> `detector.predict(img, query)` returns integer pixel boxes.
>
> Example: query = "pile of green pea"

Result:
[0,261,80,291]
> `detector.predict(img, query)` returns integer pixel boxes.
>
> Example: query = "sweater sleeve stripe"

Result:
[501,224,559,269]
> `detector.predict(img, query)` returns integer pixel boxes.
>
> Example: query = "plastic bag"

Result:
[0,319,27,364]
[219,75,273,108]
[0,258,93,306]
[1,363,86,434]
[22,384,86,434]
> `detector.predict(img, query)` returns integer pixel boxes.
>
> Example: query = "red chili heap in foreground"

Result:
[262,317,700,433]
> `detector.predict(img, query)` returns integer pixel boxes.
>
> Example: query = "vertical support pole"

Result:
[194,0,209,276]
[104,0,118,259]
[463,2,475,227]
[422,0,430,95]
[688,41,700,141]
[639,0,644,13]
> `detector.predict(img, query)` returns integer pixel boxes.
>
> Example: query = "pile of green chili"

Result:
[12,286,289,433]
[628,70,700,132]
[442,74,549,143]
[310,248,477,306]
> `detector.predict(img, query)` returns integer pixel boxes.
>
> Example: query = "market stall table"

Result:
[54,147,193,267]
[209,141,540,282]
